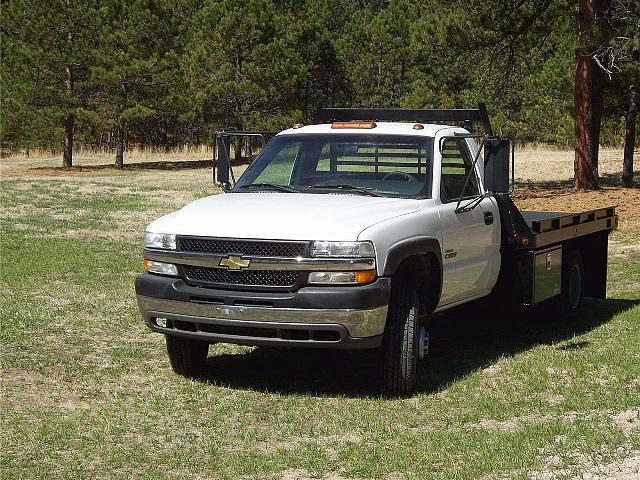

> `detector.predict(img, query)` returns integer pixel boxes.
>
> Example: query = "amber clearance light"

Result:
[331,121,377,129]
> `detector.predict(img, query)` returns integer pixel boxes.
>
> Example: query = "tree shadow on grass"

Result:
[120,159,215,170]
[30,159,215,172]
[196,297,639,398]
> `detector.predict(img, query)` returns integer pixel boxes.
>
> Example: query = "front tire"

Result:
[166,335,209,375]
[383,286,421,395]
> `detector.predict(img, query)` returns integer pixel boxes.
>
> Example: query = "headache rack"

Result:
[314,103,494,135]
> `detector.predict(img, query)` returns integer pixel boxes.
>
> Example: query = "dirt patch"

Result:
[513,148,629,184]
[543,394,565,407]
[530,449,640,480]
[473,410,603,434]
[608,241,640,258]
[280,468,312,480]
[611,409,640,435]
[1,368,89,413]
[475,414,553,433]
[278,469,386,480]
[254,432,363,455]
[513,187,640,234]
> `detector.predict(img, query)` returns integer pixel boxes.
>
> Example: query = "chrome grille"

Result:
[178,237,307,257]
[183,266,298,288]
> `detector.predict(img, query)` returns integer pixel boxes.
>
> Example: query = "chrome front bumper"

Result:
[137,295,387,349]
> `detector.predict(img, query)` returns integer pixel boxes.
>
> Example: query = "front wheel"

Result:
[383,286,422,395]
[166,335,209,375]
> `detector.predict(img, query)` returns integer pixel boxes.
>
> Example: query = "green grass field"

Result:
[1,166,638,479]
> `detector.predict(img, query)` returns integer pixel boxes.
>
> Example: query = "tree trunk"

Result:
[234,137,242,164]
[63,113,74,168]
[115,122,125,169]
[622,85,637,188]
[573,0,610,191]
[116,77,128,169]
[63,64,74,168]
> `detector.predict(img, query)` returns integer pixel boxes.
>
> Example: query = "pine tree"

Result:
[91,0,175,168]
[1,0,101,166]
[182,0,305,135]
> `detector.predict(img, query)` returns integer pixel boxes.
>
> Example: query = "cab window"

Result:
[440,139,480,202]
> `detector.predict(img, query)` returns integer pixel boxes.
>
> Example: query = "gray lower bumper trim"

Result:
[145,314,382,349]
[137,295,388,338]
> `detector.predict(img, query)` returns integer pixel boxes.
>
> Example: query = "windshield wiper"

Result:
[307,184,383,197]
[238,183,298,193]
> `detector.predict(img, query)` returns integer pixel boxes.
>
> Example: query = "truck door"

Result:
[436,137,500,306]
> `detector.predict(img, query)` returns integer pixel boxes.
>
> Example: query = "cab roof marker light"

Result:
[331,121,377,129]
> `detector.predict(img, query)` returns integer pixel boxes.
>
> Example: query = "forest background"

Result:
[1,0,638,183]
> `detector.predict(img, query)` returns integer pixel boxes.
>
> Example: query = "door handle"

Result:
[484,211,494,225]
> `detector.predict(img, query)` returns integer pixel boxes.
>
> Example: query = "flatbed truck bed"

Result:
[494,197,616,306]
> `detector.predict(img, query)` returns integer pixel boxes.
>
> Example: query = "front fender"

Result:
[383,236,442,277]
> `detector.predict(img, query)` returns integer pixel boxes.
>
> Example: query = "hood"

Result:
[147,192,421,241]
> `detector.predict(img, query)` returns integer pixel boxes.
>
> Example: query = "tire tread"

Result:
[383,286,419,395]
[166,336,208,375]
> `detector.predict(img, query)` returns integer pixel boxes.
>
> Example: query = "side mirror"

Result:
[484,137,511,193]
[214,135,232,190]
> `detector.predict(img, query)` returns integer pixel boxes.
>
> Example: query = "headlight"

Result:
[311,241,375,257]
[143,259,178,276]
[144,232,176,250]
[308,270,377,285]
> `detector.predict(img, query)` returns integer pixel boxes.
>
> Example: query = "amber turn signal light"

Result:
[355,270,377,284]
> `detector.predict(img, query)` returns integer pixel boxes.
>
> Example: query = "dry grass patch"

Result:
[529,448,640,480]
[513,147,629,183]
[611,409,640,436]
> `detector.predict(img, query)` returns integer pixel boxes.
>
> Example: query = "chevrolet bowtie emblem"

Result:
[219,255,251,270]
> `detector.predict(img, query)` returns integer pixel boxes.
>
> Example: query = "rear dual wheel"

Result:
[559,249,585,317]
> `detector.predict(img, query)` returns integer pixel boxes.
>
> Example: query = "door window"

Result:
[440,139,480,202]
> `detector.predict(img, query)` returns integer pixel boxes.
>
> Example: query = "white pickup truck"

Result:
[136,106,617,394]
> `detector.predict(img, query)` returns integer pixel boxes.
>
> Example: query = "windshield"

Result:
[233,134,433,198]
